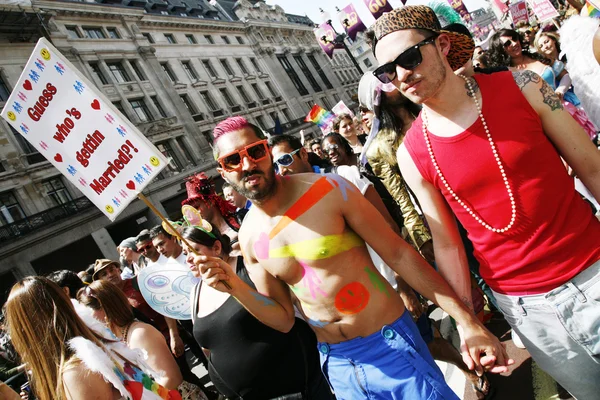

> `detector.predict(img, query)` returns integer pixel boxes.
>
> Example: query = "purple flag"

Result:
[339,4,367,41]
[314,22,338,59]
[447,0,472,22]
[363,0,394,20]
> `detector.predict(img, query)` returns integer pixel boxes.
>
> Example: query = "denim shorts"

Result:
[317,311,458,399]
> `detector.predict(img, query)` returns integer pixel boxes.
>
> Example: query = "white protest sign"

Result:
[527,0,559,22]
[332,100,355,118]
[0,38,168,221]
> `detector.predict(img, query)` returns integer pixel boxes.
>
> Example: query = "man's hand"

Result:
[170,333,184,358]
[419,240,436,265]
[396,278,424,319]
[457,323,514,375]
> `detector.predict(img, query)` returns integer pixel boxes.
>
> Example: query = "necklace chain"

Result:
[421,75,516,233]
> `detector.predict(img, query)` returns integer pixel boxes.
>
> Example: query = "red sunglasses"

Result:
[217,140,269,172]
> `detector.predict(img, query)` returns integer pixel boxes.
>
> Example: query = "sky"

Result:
[270,0,490,31]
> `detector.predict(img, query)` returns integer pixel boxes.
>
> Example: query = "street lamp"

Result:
[319,8,363,74]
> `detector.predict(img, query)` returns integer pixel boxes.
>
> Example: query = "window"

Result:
[235,58,248,75]
[83,27,105,39]
[204,35,214,44]
[255,115,266,130]
[113,101,126,116]
[142,33,154,43]
[277,55,308,96]
[0,191,26,225]
[305,101,313,111]
[266,35,275,43]
[200,91,219,111]
[363,59,373,68]
[220,59,234,76]
[251,83,265,100]
[66,26,81,39]
[219,88,236,107]
[106,62,131,83]
[186,34,196,44]
[250,58,262,74]
[164,33,176,44]
[321,96,332,110]
[156,141,183,172]
[130,61,145,81]
[307,54,333,89]
[43,177,72,206]
[202,130,213,145]
[175,136,196,166]
[332,93,341,103]
[106,28,120,39]
[160,11,169,15]
[221,35,230,44]
[270,111,279,124]
[129,98,152,122]
[179,94,197,114]
[0,75,10,102]
[89,63,108,85]
[294,55,321,92]
[151,96,167,118]
[202,60,219,79]
[10,126,42,164]
[264,81,278,97]
[282,108,292,121]
[181,61,198,81]
[236,86,250,103]
[236,36,244,44]
[161,63,177,83]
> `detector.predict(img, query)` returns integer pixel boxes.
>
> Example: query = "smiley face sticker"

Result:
[149,156,160,167]
[40,48,51,61]
[6,111,16,121]
[105,205,114,214]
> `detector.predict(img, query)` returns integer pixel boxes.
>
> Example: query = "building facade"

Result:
[0,0,357,299]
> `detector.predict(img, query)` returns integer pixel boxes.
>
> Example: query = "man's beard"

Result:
[229,167,277,203]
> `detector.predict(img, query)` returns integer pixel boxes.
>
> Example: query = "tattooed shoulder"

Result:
[512,70,541,91]
[539,79,564,111]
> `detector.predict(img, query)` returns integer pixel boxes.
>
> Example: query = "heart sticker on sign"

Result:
[23,80,32,91]
[54,153,62,162]
[126,180,135,190]
[91,99,100,110]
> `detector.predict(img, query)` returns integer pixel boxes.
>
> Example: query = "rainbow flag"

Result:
[305,105,336,131]
[583,0,600,17]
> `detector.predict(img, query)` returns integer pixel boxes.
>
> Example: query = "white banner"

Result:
[0,38,168,221]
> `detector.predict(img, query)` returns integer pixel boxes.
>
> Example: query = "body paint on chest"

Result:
[269,232,363,260]
[291,262,328,300]
[307,317,330,328]
[364,266,390,298]
[325,173,356,202]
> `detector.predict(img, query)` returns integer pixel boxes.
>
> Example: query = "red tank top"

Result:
[404,71,600,295]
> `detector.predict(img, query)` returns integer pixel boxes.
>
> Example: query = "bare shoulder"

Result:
[62,361,118,400]
[511,70,563,113]
[127,321,164,347]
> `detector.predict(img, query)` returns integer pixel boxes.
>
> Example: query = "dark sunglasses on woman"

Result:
[373,35,438,84]
[217,139,269,172]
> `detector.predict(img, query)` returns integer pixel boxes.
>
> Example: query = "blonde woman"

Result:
[4,276,178,400]
[77,280,207,400]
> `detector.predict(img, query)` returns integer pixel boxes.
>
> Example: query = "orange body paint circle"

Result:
[334,282,370,315]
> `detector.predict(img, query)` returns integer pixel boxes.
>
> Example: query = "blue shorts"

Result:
[318,311,458,400]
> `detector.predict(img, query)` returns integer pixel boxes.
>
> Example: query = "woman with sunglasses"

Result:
[487,29,549,74]
[181,225,333,400]
[77,280,208,400]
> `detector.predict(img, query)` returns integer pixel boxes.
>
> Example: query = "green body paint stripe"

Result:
[364,266,390,297]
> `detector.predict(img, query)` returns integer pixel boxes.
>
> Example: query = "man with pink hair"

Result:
[189,116,512,398]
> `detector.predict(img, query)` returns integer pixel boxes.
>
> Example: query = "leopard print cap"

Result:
[372,5,474,71]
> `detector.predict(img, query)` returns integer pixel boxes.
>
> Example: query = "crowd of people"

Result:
[2,3,600,400]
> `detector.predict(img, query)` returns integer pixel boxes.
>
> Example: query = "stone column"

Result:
[91,227,119,260]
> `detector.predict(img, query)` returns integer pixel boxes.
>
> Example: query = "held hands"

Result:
[457,322,515,376]
[169,333,184,358]
[190,255,237,293]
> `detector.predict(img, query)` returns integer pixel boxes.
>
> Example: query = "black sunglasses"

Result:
[503,38,518,48]
[373,35,438,84]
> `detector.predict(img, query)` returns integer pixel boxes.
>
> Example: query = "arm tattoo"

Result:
[465,77,480,97]
[461,296,474,312]
[539,79,564,111]
[512,70,541,91]
[512,70,563,112]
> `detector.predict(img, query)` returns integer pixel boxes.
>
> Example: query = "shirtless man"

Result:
[191,117,511,398]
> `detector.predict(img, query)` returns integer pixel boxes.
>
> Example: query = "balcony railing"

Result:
[0,197,94,246]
